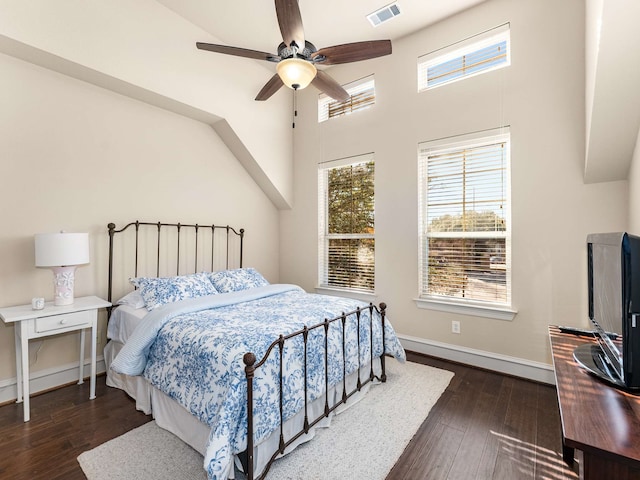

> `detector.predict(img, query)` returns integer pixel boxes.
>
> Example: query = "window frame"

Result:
[317,153,375,295]
[318,76,375,123]
[418,23,510,92]
[416,128,516,320]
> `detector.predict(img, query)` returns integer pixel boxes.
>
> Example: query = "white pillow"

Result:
[115,290,146,309]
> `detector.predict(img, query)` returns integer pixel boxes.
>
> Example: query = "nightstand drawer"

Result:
[35,310,92,333]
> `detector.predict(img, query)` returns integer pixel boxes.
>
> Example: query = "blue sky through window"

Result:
[428,40,508,87]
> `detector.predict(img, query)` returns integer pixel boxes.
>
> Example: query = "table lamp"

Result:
[35,232,90,306]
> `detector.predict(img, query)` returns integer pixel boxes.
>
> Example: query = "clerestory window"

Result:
[418,23,510,91]
[318,76,375,122]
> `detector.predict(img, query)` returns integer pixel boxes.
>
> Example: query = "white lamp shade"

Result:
[35,232,90,267]
[276,58,317,90]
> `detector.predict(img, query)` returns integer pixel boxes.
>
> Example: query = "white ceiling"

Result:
[157,0,487,56]
[155,0,640,184]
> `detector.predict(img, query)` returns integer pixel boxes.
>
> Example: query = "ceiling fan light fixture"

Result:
[276,58,317,90]
[197,1,391,102]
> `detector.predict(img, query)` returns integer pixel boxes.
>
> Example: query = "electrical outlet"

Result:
[452,320,461,334]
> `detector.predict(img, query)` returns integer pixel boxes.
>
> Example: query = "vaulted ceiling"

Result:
[0,1,488,210]
[157,0,488,56]
[0,1,635,208]
[162,0,640,186]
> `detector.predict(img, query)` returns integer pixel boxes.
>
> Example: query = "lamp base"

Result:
[51,266,77,306]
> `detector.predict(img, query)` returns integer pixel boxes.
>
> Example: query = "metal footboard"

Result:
[242,302,388,480]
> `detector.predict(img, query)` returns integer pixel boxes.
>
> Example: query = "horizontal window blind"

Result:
[326,238,375,290]
[319,155,375,292]
[418,23,510,91]
[419,129,510,305]
[318,76,375,122]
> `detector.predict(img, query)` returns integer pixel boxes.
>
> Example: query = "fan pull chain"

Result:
[292,85,298,129]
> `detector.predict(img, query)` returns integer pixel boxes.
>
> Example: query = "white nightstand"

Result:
[0,295,111,422]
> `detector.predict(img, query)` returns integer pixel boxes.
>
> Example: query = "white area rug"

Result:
[78,360,453,480]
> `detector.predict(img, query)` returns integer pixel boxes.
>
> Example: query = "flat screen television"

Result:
[573,232,640,390]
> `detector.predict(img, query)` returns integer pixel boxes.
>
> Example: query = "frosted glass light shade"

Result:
[276,58,317,90]
[35,232,90,267]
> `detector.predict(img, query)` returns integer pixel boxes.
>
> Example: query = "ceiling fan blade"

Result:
[255,74,285,101]
[312,70,350,102]
[313,40,392,65]
[275,0,305,49]
[196,42,279,62]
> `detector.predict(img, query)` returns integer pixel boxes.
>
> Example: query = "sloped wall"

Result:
[0,52,279,390]
[0,0,294,208]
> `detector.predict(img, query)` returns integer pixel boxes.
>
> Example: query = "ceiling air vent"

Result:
[367,3,401,27]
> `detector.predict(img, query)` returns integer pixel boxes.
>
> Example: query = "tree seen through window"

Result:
[322,160,375,292]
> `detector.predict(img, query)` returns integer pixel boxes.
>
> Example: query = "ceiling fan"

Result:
[196,0,392,102]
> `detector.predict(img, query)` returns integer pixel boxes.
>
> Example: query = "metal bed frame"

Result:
[107,220,244,306]
[106,220,387,480]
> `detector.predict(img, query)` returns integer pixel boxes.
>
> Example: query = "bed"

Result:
[104,221,406,480]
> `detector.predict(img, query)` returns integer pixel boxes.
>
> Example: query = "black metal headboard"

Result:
[107,221,244,305]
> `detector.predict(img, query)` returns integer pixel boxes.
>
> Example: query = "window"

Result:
[318,154,375,292]
[418,23,510,91]
[418,128,511,313]
[318,76,375,122]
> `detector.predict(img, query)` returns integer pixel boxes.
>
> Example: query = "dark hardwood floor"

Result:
[0,378,149,480]
[0,353,578,480]
[387,353,578,480]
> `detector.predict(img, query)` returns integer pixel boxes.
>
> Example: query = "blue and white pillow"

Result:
[130,272,218,311]
[207,268,269,293]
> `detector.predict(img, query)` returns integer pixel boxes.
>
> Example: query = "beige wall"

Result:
[0,53,279,386]
[629,132,640,232]
[280,0,628,367]
[1,0,635,397]
[0,0,294,209]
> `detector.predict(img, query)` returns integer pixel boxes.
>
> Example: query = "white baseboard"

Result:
[398,334,555,385]
[0,356,107,405]
[0,337,554,406]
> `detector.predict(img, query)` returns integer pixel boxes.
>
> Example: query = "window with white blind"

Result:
[318,76,375,123]
[318,154,375,293]
[418,128,512,317]
[418,23,510,91]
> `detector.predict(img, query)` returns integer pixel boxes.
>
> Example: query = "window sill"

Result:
[315,286,377,304]
[414,297,517,321]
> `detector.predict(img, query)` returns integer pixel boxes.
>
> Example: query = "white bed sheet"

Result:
[107,304,148,344]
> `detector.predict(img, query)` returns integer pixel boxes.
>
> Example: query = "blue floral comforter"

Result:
[111,284,405,479]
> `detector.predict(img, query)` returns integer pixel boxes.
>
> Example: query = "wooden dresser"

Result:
[549,326,640,479]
